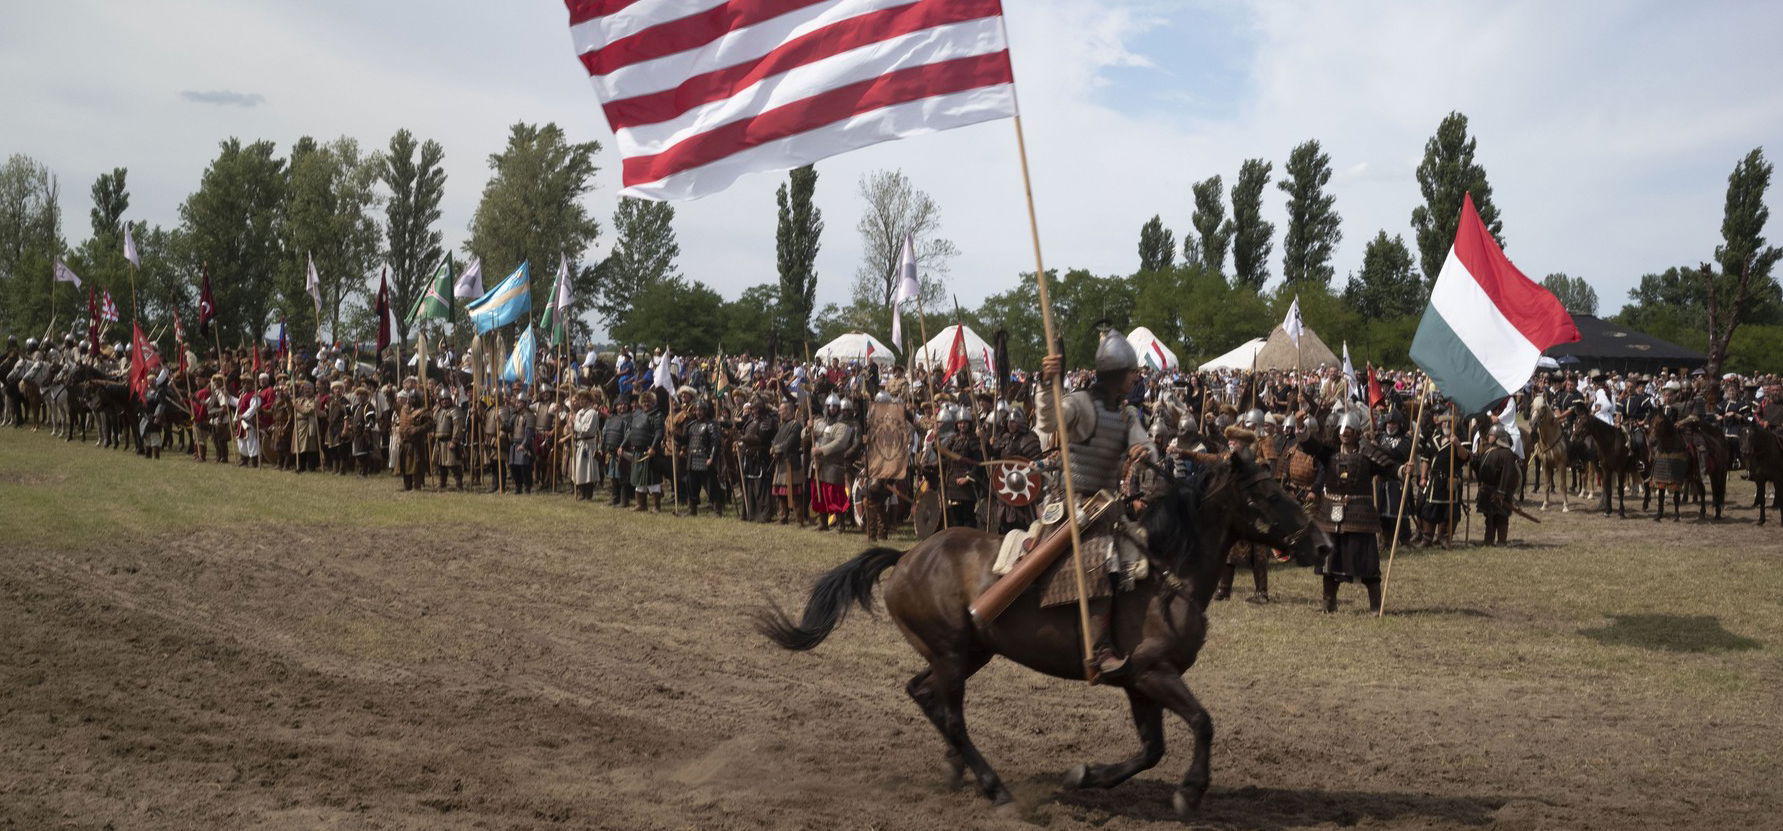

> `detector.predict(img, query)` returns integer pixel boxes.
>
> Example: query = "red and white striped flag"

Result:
[565,0,1018,201]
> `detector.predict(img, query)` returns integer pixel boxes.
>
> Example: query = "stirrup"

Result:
[1087,648,1131,685]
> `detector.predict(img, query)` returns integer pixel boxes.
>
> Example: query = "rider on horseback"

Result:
[1036,329,1154,683]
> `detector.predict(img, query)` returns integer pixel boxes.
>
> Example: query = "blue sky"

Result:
[4,0,1780,340]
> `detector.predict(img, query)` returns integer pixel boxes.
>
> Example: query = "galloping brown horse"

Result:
[756,452,1330,819]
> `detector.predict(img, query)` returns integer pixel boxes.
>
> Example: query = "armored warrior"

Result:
[1301,409,1401,613]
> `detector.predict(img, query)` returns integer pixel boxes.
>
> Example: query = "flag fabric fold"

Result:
[86,287,100,357]
[305,253,323,317]
[374,269,392,354]
[454,256,485,299]
[944,324,968,381]
[123,223,140,268]
[1367,364,1384,409]
[502,326,537,385]
[128,322,150,402]
[410,255,456,325]
[466,262,532,334]
[1282,295,1303,347]
[891,234,920,348]
[653,349,674,390]
[1410,193,1581,414]
[100,291,119,323]
[540,256,574,347]
[564,0,1018,200]
[53,259,81,288]
[198,266,217,329]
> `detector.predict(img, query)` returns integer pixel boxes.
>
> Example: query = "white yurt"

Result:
[913,324,992,371]
[1126,326,1179,370]
[814,331,895,367]
[1197,338,1267,372]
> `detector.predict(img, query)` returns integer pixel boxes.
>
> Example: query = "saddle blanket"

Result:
[993,523,1149,609]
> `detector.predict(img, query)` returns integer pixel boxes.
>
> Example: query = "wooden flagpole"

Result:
[1009,109,1096,682]
[1376,384,1429,617]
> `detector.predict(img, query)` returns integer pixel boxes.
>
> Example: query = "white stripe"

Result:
[624,83,1012,200]
[610,17,1005,157]
[570,0,734,55]
[589,0,915,99]
[1428,247,1541,392]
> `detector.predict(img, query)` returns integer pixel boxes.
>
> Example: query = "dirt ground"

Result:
[2,432,1780,830]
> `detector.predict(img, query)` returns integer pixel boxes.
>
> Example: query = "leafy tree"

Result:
[1279,140,1341,287]
[177,139,287,345]
[1410,111,1503,286]
[611,278,723,355]
[596,197,680,332]
[851,169,955,310]
[378,128,446,345]
[285,136,381,344]
[1540,272,1598,315]
[775,165,822,345]
[1703,147,1783,375]
[722,283,782,356]
[66,169,132,325]
[970,278,1045,370]
[0,155,65,336]
[1049,270,1137,367]
[1174,267,1270,364]
[1137,214,1175,272]
[1341,231,1423,319]
[1189,175,1232,273]
[1229,159,1274,290]
[466,122,601,333]
[1615,265,1710,349]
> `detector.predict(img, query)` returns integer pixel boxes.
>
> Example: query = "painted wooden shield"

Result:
[991,458,1045,507]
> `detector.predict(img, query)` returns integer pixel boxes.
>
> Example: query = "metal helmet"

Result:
[839,397,856,414]
[1094,329,1139,373]
[823,393,842,409]
[937,404,958,425]
[1177,412,1200,436]
[1338,409,1368,433]
[1490,424,1512,447]
[874,390,893,403]
[25,338,38,350]
[1006,407,1027,429]
[1241,408,1267,428]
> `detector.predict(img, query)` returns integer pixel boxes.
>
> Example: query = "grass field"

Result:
[2,429,1779,829]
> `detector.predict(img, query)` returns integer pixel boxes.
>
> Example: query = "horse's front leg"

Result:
[1064,688,1164,791]
[1135,672,1214,818]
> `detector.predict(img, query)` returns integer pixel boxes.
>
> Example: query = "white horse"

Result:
[1529,395,1571,512]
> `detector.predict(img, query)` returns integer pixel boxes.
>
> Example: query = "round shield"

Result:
[913,489,943,540]
[852,475,869,528]
[992,459,1045,507]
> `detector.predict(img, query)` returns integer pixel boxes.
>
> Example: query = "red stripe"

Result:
[621,51,1010,185]
[582,0,838,77]
[1451,193,1581,350]
[603,0,1002,129]
[565,0,649,27]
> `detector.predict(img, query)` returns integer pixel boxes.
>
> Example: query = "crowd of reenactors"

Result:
[5,327,1781,620]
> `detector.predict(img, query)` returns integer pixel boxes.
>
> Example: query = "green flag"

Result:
[538,255,572,347]
[408,254,455,324]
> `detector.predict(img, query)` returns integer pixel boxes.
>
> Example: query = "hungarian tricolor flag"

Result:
[1409,193,1579,414]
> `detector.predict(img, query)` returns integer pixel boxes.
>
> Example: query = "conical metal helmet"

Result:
[1338,409,1368,433]
[1094,329,1138,373]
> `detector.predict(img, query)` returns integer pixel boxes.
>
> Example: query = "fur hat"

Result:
[1223,425,1257,443]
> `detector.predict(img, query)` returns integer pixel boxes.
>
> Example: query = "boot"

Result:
[609,481,622,505]
[635,491,648,512]
[1213,563,1235,601]
[814,514,831,532]
[1364,580,1383,613]
[651,493,662,513]
[688,501,698,516]
[1246,560,1271,604]
[402,475,413,492]
[1321,576,1340,614]
[1087,577,1131,685]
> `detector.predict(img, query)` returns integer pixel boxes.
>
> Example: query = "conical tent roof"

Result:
[1251,324,1339,371]
[1127,326,1179,370]
[1197,337,1267,372]
[814,331,895,366]
[914,324,992,371]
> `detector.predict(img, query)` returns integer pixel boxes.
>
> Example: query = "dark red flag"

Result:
[197,264,217,329]
[86,286,101,357]
[1367,364,1384,408]
[129,322,151,402]
[944,325,968,381]
[375,268,391,354]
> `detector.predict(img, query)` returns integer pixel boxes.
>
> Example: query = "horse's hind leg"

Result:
[1064,688,1164,791]
[1135,672,1214,818]
[907,656,1007,804]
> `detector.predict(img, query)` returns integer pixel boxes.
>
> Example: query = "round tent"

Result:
[1197,338,1266,372]
[814,331,895,367]
[914,324,992,372]
[1126,326,1179,370]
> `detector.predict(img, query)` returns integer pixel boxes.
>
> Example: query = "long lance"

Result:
[1378,381,1432,617]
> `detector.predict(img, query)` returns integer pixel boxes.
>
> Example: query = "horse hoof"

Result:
[1063,764,1089,789]
[1173,789,1202,818]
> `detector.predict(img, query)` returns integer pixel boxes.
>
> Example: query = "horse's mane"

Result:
[1138,459,1217,577]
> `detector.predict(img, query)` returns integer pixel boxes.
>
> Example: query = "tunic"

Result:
[433,405,462,468]
[1475,444,1522,518]
[235,391,262,457]
[1302,433,1399,582]
[572,407,601,486]
[398,408,433,475]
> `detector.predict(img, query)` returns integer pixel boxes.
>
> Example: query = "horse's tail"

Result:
[754,546,906,651]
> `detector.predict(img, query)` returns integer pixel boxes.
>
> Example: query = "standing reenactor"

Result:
[626,390,667,512]
[291,381,322,473]
[739,399,779,522]
[507,395,536,494]
[570,390,602,501]
[684,399,724,516]
[810,394,855,531]
[533,388,560,492]
[1301,410,1401,613]
[1213,423,1271,603]
[1415,412,1470,547]
[325,381,350,474]
[939,404,983,529]
[433,392,464,490]
[483,394,511,493]
[349,386,381,476]
[603,394,632,505]
[1475,424,1522,546]
[204,373,233,464]
[397,392,433,491]
[769,400,807,525]
[1374,408,1414,546]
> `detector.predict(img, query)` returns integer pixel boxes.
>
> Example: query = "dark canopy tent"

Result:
[1543,314,1706,374]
